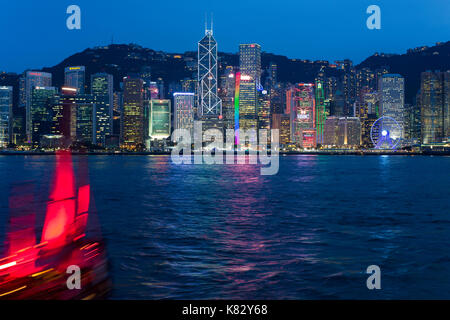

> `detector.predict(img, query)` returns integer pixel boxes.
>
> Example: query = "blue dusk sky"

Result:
[0,0,449,72]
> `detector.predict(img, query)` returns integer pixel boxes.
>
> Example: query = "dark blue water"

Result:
[1,155,450,299]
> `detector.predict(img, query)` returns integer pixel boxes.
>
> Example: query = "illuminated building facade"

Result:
[267,63,277,89]
[315,80,326,144]
[91,73,114,146]
[280,114,291,146]
[361,114,378,148]
[338,117,361,146]
[234,72,241,145]
[362,92,380,116]
[239,44,261,131]
[149,99,171,140]
[270,84,285,115]
[258,90,271,131]
[174,93,194,136]
[51,87,96,145]
[272,113,290,146]
[0,86,13,147]
[122,76,144,149]
[148,82,160,99]
[30,86,57,147]
[198,23,222,118]
[64,66,86,94]
[355,102,377,148]
[51,87,76,140]
[302,129,317,149]
[323,116,340,147]
[238,75,257,131]
[76,102,94,144]
[323,116,360,148]
[379,74,405,136]
[289,83,316,147]
[219,67,236,130]
[420,71,450,143]
[20,71,52,141]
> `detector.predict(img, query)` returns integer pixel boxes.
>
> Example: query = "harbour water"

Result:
[0,155,449,299]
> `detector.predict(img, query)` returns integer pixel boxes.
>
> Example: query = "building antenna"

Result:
[211,12,214,34]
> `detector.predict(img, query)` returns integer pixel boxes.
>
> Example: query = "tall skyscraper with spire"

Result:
[197,17,222,125]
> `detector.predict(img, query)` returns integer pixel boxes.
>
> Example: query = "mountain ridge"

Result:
[2,41,450,105]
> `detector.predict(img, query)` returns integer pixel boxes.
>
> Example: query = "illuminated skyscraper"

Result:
[91,73,114,145]
[147,82,160,99]
[289,83,316,147]
[122,76,144,149]
[355,101,377,148]
[51,87,96,145]
[149,99,171,140]
[239,43,261,131]
[362,92,380,116]
[0,86,13,148]
[267,63,277,89]
[257,89,270,130]
[174,93,194,136]
[315,80,326,144]
[239,44,262,87]
[75,102,95,144]
[140,66,152,100]
[337,117,361,147]
[30,86,57,147]
[65,66,86,94]
[323,116,361,147]
[219,66,236,130]
[280,114,291,146]
[271,113,290,146]
[336,59,356,113]
[379,74,405,136]
[198,22,221,118]
[420,71,450,143]
[445,72,450,140]
[51,87,77,140]
[20,71,52,141]
[323,116,340,147]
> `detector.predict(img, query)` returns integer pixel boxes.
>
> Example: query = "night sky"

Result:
[1,0,449,72]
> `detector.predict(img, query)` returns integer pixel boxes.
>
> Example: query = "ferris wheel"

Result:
[370,116,402,149]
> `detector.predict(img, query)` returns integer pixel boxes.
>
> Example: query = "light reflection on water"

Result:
[1,155,450,299]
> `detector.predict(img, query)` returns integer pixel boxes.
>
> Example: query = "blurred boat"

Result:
[0,151,111,299]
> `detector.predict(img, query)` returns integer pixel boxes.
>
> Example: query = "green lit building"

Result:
[149,99,171,140]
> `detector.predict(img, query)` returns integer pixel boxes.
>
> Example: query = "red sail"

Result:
[42,151,76,248]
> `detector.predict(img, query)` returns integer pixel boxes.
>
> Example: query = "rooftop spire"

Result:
[205,12,213,36]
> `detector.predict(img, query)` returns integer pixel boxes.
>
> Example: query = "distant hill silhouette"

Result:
[356,41,450,103]
[36,44,343,94]
[2,41,449,105]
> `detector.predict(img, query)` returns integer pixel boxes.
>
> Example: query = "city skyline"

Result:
[0,1,450,305]
[0,16,449,153]
[1,0,449,72]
